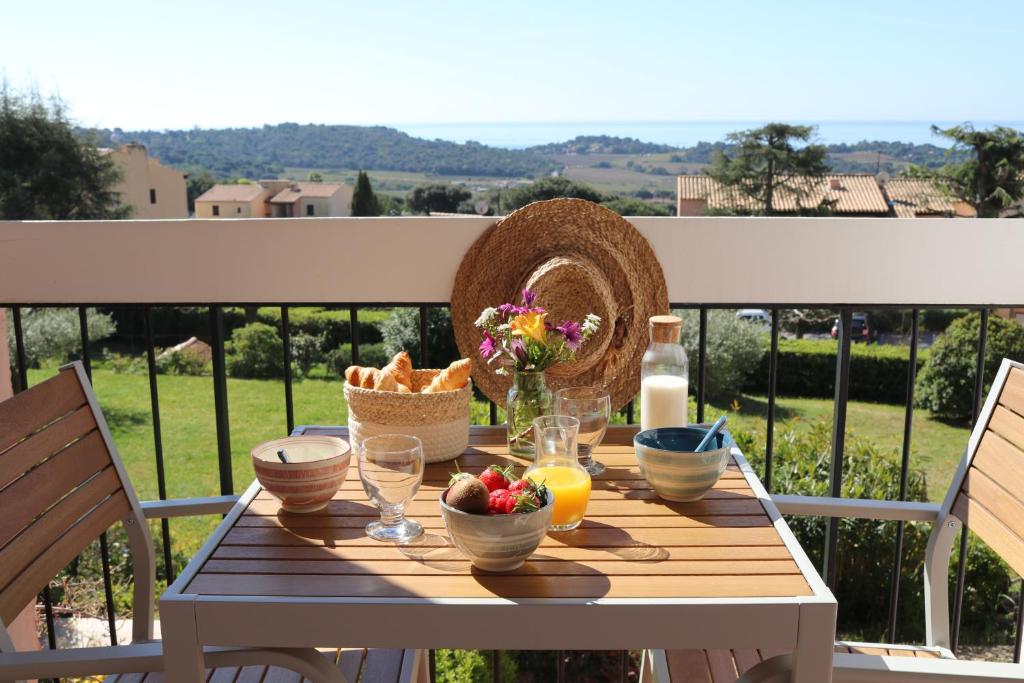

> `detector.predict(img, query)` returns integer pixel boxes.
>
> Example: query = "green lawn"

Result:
[29,367,971,565]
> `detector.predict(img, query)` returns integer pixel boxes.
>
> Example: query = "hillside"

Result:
[526,135,677,155]
[86,123,556,179]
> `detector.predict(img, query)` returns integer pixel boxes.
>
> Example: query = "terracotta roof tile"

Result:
[195,184,268,203]
[269,182,343,203]
[677,174,889,215]
[883,178,957,218]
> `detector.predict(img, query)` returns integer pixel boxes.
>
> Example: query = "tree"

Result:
[186,170,216,214]
[600,197,671,216]
[407,183,472,214]
[350,170,382,216]
[705,123,831,216]
[500,176,604,212]
[307,171,324,183]
[0,86,129,219]
[910,125,1024,218]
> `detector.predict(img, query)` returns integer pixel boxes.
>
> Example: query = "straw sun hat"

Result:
[450,198,669,411]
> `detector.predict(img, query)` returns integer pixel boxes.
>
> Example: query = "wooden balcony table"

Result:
[160,425,837,682]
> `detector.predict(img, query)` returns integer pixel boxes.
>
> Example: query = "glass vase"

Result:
[506,370,553,458]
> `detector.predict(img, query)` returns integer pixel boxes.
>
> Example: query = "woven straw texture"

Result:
[450,198,668,411]
[344,377,471,463]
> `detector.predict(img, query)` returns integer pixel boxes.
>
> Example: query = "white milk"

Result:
[640,375,689,431]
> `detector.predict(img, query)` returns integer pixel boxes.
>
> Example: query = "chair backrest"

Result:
[949,362,1024,576]
[0,362,153,644]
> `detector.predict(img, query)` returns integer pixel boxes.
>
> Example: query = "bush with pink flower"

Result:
[474,289,601,375]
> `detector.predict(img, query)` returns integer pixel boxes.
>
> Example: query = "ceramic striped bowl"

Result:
[251,436,351,513]
[440,490,555,572]
[634,427,732,502]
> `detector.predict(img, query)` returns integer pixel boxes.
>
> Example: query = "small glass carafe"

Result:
[523,415,591,531]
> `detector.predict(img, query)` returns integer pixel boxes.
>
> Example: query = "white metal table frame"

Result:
[160,437,838,683]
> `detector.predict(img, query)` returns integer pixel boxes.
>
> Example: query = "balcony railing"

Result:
[2,214,1024,679]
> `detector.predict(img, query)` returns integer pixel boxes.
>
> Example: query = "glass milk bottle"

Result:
[640,315,689,430]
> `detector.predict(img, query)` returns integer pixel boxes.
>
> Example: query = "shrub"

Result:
[289,332,324,378]
[226,322,283,379]
[746,338,929,404]
[155,349,208,376]
[916,313,1024,419]
[735,421,1015,643]
[105,351,146,374]
[6,307,116,366]
[434,649,517,683]
[325,343,390,376]
[674,309,765,399]
[379,307,460,369]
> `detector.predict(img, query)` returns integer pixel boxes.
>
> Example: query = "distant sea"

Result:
[391,121,1024,150]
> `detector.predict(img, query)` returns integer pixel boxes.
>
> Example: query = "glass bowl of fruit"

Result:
[439,465,554,572]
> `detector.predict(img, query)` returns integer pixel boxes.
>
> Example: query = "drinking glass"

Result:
[555,386,611,475]
[357,434,424,542]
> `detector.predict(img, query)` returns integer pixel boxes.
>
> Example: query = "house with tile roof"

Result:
[194,179,352,218]
[676,174,890,217]
[880,177,976,218]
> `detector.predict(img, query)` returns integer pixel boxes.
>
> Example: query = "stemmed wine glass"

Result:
[358,434,424,542]
[554,386,611,476]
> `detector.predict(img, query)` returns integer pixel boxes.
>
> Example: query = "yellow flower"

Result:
[510,311,548,344]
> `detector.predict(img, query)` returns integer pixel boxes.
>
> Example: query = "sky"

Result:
[1,0,1022,131]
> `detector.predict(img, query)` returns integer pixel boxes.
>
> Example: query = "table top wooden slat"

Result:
[185,430,812,600]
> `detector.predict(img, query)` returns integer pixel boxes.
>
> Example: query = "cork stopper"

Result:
[649,315,682,344]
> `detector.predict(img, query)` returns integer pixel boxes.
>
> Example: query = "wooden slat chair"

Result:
[0,362,423,683]
[648,358,1024,683]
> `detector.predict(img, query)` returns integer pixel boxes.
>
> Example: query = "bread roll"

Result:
[412,369,440,393]
[422,358,472,393]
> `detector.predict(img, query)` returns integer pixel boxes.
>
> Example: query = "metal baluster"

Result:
[349,305,360,366]
[823,308,852,589]
[1015,579,1024,663]
[78,307,118,646]
[209,306,234,496]
[626,399,634,425]
[492,650,500,683]
[887,308,919,643]
[489,400,498,426]
[556,650,566,683]
[281,306,295,434]
[697,307,707,423]
[429,649,436,682]
[11,307,58,656]
[144,307,174,582]
[765,308,780,491]
[951,308,988,654]
[419,305,429,367]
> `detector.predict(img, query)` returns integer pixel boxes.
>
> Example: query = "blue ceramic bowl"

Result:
[633,427,733,502]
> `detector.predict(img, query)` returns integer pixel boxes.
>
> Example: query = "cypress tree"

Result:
[350,170,381,216]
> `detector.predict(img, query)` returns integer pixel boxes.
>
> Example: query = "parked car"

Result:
[831,312,874,342]
[736,309,771,328]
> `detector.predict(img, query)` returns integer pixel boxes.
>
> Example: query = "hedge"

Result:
[745,339,929,404]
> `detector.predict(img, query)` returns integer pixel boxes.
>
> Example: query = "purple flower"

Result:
[510,338,528,363]
[479,330,497,359]
[497,303,516,319]
[556,320,583,350]
[521,289,537,306]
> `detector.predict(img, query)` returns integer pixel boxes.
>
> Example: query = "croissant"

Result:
[373,369,399,392]
[345,366,379,388]
[422,358,472,393]
[381,351,413,390]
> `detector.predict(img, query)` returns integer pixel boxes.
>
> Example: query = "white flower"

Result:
[495,367,510,376]
[582,313,601,337]
[475,307,498,328]
[497,323,511,332]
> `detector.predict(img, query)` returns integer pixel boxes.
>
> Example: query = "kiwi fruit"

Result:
[445,477,489,514]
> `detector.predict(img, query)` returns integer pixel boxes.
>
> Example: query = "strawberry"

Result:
[487,488,510,515]
[507,490,541,513]
[508,478,530,495]
[478,465,513,493]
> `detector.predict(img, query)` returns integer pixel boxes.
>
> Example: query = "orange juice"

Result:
[525,465,591,530]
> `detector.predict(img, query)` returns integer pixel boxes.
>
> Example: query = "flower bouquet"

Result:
[475,289,600,456]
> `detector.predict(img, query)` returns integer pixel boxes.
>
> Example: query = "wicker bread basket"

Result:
[344,370,472,464]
